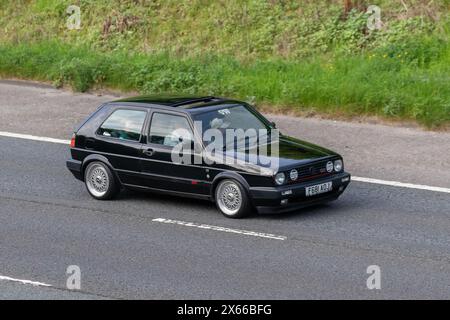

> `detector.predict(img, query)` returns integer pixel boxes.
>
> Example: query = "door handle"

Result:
[143,148,155,157]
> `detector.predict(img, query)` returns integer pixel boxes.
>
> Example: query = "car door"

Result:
[140,110,210,195]
[93,106,148,185]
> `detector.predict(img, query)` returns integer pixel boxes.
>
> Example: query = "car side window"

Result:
[97,109,146,142]
[149,113,193,147]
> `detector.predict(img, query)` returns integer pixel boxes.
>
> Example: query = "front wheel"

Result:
[215,179,252,218]
[84,161,119,200]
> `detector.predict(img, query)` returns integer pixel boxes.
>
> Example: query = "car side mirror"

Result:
[270,121,277,128]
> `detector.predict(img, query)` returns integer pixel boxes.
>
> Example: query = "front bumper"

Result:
[249,172,351,214]
[66,159,83,181]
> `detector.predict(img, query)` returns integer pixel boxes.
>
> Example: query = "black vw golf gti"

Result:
[67,96,350,218]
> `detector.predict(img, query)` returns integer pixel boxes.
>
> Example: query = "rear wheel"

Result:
[84,161,119,200]
[215,179,251,218]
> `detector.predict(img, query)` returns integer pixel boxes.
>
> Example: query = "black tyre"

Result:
[215,179,252,218]
[84,161,119,200]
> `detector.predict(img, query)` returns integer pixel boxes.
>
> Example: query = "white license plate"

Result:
[305,181,333,197]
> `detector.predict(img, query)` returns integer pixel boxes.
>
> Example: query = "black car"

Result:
[67,95,350,218]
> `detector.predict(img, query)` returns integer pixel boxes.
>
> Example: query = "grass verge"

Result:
[0,40,449,128]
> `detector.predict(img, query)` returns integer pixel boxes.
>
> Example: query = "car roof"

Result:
[110,95,243,112]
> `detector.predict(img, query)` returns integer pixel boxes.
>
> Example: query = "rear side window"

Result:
[97,109,146,141]
[149,113,193,147]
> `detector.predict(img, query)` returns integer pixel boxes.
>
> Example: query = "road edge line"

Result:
[352,176,450,194]
[0,275,52,287]
[1,131,449,194]
[0,131,69,145]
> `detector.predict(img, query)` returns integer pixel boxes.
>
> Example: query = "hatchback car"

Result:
[67,95,350,218]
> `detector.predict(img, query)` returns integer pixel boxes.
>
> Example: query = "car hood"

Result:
[207,134,339,176]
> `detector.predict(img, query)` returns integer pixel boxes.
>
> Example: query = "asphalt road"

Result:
[0,81,449,299]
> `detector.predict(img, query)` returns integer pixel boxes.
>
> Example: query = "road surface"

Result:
[0,80,449,299]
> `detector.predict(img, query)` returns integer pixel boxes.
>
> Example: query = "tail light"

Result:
[70,134,76,148]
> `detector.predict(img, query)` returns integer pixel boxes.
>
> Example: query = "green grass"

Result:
[1,40,448,127]
[0,1,449,128]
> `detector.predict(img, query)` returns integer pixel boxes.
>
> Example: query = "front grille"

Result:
[288,160,334,183]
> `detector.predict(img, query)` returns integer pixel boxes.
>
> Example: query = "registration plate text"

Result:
[305,182,333,197]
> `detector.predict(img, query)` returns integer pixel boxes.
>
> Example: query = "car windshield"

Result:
[193,104,269,132]
[192,104,272,149]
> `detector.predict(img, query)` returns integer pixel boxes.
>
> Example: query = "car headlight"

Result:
[275,172,286,185]
[334,159,343,172]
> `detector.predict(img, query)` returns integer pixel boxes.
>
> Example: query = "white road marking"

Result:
[352,176,450,194]
[152,218,287,240]
[0,131,70,145]
[0,131,449,194]
[0,275,52,287]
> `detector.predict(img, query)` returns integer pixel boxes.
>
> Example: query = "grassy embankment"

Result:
[0,0,449,128]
